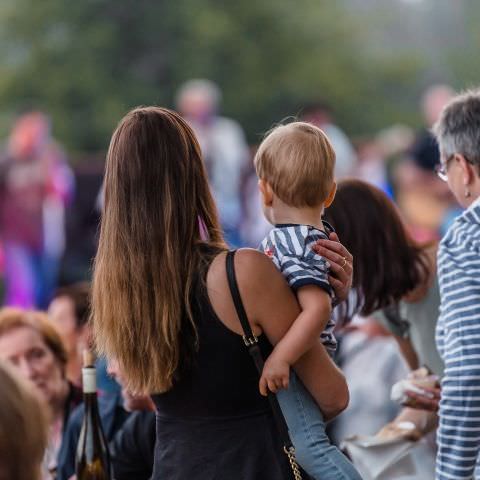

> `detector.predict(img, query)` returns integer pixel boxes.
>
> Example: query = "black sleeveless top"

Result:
[151,256,293,479]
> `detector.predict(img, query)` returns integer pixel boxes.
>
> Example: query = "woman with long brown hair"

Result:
[323,179,442,438]
[323,179,442,375]
[92,106,352,479]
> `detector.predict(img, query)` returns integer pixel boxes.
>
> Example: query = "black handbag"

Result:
[225,250,303,480]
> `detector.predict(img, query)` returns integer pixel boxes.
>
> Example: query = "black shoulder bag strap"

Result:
[225,250,303,480]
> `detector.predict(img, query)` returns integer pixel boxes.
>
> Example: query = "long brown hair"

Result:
[323,179,431,319]
[92,107,225,394]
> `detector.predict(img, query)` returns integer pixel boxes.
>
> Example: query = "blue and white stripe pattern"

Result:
[436,197,480,479]
[260,223,336,353]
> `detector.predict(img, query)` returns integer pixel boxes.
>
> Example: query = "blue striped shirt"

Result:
[259,223,336,353]
[436,197,480,480]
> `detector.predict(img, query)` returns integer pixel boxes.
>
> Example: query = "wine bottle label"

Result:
[82,367,97,393]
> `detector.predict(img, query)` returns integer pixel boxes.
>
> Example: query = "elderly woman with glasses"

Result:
[431,90,480,480]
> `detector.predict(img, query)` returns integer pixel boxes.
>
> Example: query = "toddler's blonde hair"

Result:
[254,121,335,207]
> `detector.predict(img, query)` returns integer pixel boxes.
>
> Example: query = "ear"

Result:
[456,154,475,186]
[324,182,337,208]
[78,324,93,349]
[258,179,274,206]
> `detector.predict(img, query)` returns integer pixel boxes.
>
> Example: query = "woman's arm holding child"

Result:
[233,250,349,419]
[259,230,352,396]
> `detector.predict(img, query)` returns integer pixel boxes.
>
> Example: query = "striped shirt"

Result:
[436,197,480,480]
[259,223,336,353]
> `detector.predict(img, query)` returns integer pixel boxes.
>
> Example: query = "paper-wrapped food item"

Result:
[390,366,439,406]
[341,434,435,480]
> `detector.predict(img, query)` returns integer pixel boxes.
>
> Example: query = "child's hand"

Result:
[259,354,290,396]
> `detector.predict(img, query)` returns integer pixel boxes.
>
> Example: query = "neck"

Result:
[463,174,480,208]
[66,356,82,387]
[404,245,437,303]
[268,202,325,230]
[50,380,70,423]
[467,189,480,209]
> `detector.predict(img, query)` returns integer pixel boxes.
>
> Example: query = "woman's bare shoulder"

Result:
[206,248,293,336]
[235,248,272,266]
[209,248,287,300]
[233,248,281,285]
[210,248,274,272]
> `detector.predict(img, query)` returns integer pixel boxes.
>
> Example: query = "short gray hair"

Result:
[432,89,480,166]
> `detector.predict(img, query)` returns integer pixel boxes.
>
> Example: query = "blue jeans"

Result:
[277,372,362,480]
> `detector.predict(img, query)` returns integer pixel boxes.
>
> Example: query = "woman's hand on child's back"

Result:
[259,353,290,396]
[312,232,353,304]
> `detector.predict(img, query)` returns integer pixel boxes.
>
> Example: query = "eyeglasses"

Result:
[435,154,478,181]
[435,155,454,182]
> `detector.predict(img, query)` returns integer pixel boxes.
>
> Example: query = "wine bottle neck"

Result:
[83,392,100,421]
[82,366,96,394]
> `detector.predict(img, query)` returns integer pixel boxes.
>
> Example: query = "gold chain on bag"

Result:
[284,446,302,480]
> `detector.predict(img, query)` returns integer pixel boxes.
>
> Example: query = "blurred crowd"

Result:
[0,81,458,305]
[0,80,462,479]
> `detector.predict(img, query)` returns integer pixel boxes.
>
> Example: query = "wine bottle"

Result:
[75,350,112,480]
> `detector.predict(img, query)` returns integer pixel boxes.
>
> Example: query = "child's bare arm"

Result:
[294,342,349,420]
[259,285,331,395]
[272,285,331,364]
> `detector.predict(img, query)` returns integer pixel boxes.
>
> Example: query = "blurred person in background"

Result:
[0,361,48,480]
[239,145,271,247]
[301,101,357,179]
[413,85,455,173]
[176,79,249,246]
[323,180,442,446]
[0,111,74,308]
[324,180,443,378]
[48,282,91,386]
[48,281,119,394]
[329,316,408,445]
[375,123,415,198]
[0,307,82,479]
[432,89,480,480]
[57,357,155,480]
[394,85,455,242]
[59,157,104,286]
[352,137,390,195]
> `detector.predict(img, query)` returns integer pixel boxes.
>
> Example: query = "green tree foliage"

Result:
[0,0,431,152]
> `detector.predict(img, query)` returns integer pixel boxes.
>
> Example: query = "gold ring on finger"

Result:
[341,256,347,268]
